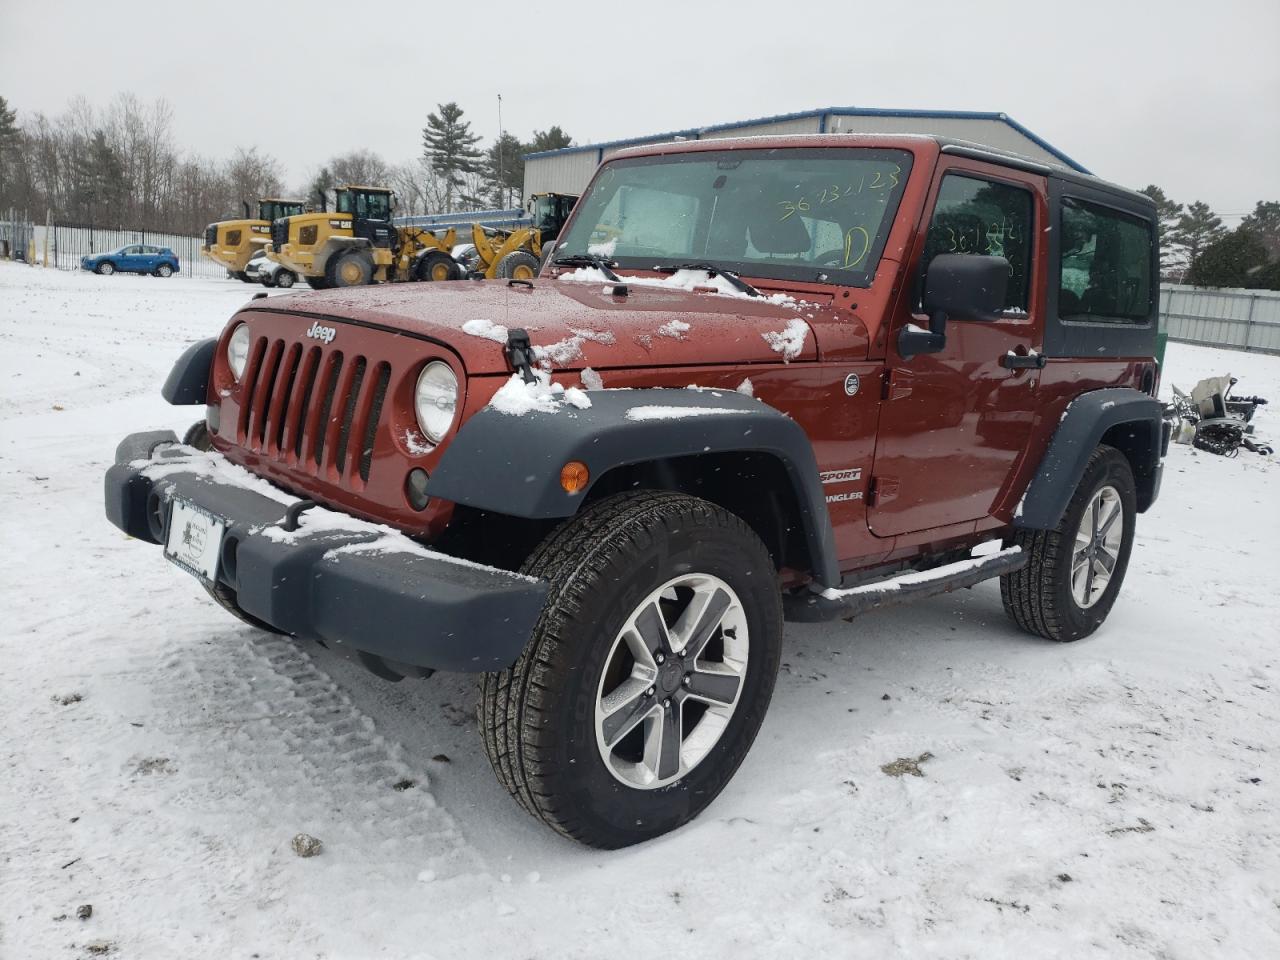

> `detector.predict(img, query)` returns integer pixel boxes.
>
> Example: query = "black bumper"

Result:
[104,431,548,676]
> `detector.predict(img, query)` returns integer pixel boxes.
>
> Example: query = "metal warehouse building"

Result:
[522,107,1087,200]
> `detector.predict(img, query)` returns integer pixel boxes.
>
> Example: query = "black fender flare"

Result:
[1016,387,1165,530]
[428,388,840,587]
[161,338,215,405]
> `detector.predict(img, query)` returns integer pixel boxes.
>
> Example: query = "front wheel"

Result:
[479,491,782,848]
[96,261,115,276]
[495,250,539,280]
[1001,445,1137,642]
[327,251,374,287]
[274,269,296,289]
[415,251,460,282]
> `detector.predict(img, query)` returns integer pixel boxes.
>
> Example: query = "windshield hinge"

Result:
[505,328,537,383]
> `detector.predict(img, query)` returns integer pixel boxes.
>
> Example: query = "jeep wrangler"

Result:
[105,135,1168,848]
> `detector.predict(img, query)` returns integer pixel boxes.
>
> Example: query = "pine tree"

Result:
[1239,200,1280,261]
[421,103,482,213]
[74,129,126,223]
[0,95,20,206]
[1186,229,1268,288]
[484,132,525,208]
[1171,201,1226,273]
[1139,185,1184,274]
[528,126,572,153]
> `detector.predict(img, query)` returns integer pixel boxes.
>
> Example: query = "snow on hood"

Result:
[246,275,819,375]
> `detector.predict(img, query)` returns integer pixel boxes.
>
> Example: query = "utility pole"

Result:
[497,93,505,209]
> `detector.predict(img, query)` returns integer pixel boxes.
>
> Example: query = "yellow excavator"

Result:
[267,185,459,288]
[203,198,307,281]
[467,192,579,280]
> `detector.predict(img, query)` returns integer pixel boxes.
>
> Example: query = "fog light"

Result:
[560,460,589,494]
[405,468,430,511]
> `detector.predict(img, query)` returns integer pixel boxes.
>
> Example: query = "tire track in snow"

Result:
[153,627,483,885]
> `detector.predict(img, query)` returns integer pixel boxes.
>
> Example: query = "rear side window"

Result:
[1059,198,1153,323]
[919,174,1033,311]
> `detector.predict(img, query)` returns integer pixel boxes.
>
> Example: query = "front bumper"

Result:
[104,431,548,676]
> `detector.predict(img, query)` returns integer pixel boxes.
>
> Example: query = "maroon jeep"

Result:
[105,135,1168,847]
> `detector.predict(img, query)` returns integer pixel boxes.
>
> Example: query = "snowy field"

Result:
[2,262,1278,959]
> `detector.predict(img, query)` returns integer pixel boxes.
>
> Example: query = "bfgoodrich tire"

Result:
[1001,444,1137,642]
[479,491,782,848]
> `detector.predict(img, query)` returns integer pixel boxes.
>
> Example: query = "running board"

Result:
[784,546,1026,623]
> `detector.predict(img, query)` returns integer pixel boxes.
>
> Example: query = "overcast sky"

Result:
[2,0,1276,220]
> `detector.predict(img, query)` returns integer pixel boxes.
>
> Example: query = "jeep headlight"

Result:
[227,323,251,381]
[415,361,458,443]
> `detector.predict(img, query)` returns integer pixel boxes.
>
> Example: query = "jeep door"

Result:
[868,159,1047,538]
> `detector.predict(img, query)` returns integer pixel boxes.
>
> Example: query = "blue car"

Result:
[81,244,180,277]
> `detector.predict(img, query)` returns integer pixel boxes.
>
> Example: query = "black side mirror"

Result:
[899,254,1009,359]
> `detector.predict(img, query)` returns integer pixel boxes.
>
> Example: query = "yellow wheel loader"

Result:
[467,192,579,280]
[267,186,458,289]
[203,198,307,281]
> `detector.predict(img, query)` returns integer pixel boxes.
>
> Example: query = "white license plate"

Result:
[164,499,227,583]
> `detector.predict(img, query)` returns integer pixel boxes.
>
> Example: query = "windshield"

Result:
[335,190,391,219]
[531,196,558,231]
[260,201,304,221]
[555,148,912,287]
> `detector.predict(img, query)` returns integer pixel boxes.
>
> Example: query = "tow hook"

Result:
[505,329,537,383]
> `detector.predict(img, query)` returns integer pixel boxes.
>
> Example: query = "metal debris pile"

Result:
[1168,374,1272,457]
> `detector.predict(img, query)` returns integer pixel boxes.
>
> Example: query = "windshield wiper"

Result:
[657,262,762,298]
[552,253,621,282]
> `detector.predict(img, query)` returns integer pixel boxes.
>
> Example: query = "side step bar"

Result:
[784,546,1026,623]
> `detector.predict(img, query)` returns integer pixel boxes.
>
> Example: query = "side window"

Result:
[1059,198,1153,323]
[920,174,1033,311]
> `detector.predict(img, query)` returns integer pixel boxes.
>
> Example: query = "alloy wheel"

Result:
[594,573,748,789]
[1071,484,1124,609]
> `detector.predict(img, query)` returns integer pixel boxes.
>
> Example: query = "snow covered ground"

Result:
[2,262,1278,959]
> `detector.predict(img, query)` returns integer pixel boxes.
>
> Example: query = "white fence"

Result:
[1160,284,1280,355]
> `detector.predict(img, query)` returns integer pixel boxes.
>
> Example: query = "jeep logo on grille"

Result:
[306,322,337,344]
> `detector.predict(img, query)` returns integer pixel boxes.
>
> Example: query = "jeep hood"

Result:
[243,275,821,374]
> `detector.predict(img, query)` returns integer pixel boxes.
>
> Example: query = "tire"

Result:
[327,251,374,287]
[155,263,173,278]
[233,271,252,283]
[415,251,460,282]
[96,261,115,276]
[1001,445,1137,642]
[495,250,539,281]
[274,269,296,289]
[258,273,276,288]
[305,276,331,290]
[182,420,211,450]
[479,491,783,848]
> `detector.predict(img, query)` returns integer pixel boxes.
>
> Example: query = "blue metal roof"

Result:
[523,106,1089,174]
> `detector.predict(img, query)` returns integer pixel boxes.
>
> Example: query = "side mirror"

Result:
[899,254,1009,359]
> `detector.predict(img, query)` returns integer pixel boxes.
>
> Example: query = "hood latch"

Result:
[505,328,537,383]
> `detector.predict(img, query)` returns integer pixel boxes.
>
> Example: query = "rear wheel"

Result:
[305,276,331,290]
[415,251,460,282]
[274,269,296,289]
[155,263,173,278]
[96,261,115,276]
[495,250,539,280]
[1001,445,1137,642]
[327,251,374,287]
[233,271,252,283]
[479,491,782,848]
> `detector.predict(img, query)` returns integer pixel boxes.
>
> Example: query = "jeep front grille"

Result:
[235,335,390,486]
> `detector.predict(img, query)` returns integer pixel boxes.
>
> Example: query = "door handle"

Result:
[1000,352,1046,370]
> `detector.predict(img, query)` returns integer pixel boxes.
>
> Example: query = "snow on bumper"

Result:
[103,431,548,675]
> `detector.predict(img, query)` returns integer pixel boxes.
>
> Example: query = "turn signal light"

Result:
[560,461,590,494]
